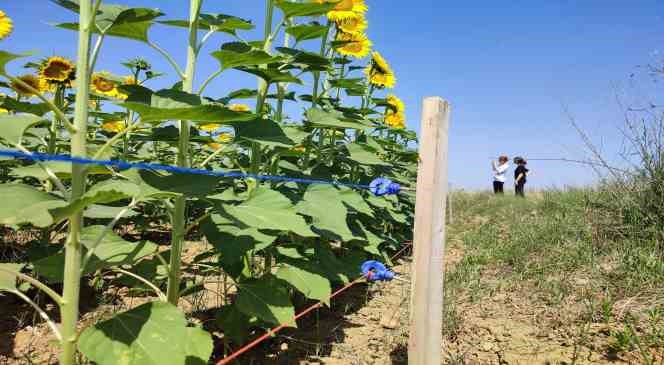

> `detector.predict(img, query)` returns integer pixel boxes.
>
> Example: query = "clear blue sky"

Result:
[3,1,663,189]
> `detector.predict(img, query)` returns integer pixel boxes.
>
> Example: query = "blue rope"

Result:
[0,149,375,190]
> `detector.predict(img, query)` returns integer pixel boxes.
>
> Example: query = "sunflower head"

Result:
[11,74,42,97]
[335,31,372,59]
[385,111,405,129]
[228,103,251,112]
[386,94,405,114]
[207,133,234,150]
[199,123,220,133]
[40,56,76,85]
[101,121,126,133]
[336,15,367,34]
[291,145,306,153]
[91,72,129,100]
[217,132,234,143]
[316,0,368,21]
[365,51,396,89]
[0,10,13,41]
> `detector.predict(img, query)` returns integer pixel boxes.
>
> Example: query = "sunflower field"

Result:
[0,1,417,364]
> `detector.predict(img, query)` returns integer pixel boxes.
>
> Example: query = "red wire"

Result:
[215,242,413,365]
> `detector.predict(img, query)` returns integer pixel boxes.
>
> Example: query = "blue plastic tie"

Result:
[361,260,396,282]
[369,177,401,196]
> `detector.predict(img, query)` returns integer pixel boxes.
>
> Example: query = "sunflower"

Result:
[207,133,234,150]
[11,74,42,97]
[0,107,7,114]
[124,75,138,85]
[217,132,234,143]
[316,0,367,21]
[101,120,126,133]
[385,111,405,129]
[336,15,367,34]
[40,56,75,84]
[386,94,405,114]
[199,123,220,133]
[364,51,396,89]
[0,11,13,40]
[291,145,306,153]
[335,31,372,59]
[91,72,129,100]
[228,103,251,112]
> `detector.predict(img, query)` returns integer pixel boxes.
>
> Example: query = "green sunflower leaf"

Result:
[211,44,283,71]
[286,23,329,43]
[78,301,213,365]
[0,263,24,292]
[0,51,31,74]
[275,0,337,18]
[0,184,66,228]
[346,143,390,166]
[160,13,254,35]
[275,262,331,305]
[305,108,368,130]
[52,3,163,43]
[296,185,357,241]
[119,85,257,123]
[32,225,158,283]
[234,119,296,147]
[236,66,303,85]
[0,114,44,146]
[235,275,296,326]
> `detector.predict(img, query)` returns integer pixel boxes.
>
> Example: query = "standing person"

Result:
[514,157,529,197]
[491,155,510,194]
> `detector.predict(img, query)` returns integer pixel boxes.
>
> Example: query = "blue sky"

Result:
[3,1,664,189]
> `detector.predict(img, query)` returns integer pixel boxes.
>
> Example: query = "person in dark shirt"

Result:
[513,157,529,197]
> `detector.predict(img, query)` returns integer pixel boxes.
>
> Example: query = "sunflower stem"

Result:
[11,290,63,342]
[148,40,185,80]
[88,34,105,75]
[60,0,93,363]
[276,20,292,122]
[311,20,332,108]
[255,0,276,115]
[166,0,202,306]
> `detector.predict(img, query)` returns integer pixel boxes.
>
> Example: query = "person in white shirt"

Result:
[491,156,510,194]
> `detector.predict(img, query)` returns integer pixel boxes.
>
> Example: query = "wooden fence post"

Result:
[409,97,450,365]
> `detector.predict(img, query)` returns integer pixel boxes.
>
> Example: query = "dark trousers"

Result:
[515,183,525,197]
[493,181,504,194]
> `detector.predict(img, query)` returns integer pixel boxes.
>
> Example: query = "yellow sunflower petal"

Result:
[217,133,234,143]
[365,51,396,89]
[199,123,220,133]
[336,31,372,59]
[386,94,405,114]
[336,15,367,34]
[40,56,75,83]
[316,0,368,21]
[385,111,405,129]
[0,10,13,41]
[228,104,251,112]
[101,121,126,133]
[11,74,42,97]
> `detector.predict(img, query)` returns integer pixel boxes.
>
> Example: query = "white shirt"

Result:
[492,161,510,182]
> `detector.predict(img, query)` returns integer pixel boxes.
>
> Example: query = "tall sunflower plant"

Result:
[0,1,418,363]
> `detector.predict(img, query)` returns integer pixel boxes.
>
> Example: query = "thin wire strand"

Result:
[0,149,371,190]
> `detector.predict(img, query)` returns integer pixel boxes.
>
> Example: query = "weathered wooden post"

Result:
[409,97,450,365]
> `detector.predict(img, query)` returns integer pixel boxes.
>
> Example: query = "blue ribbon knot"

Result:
[361,260,395,282]
[369,178,401,196]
